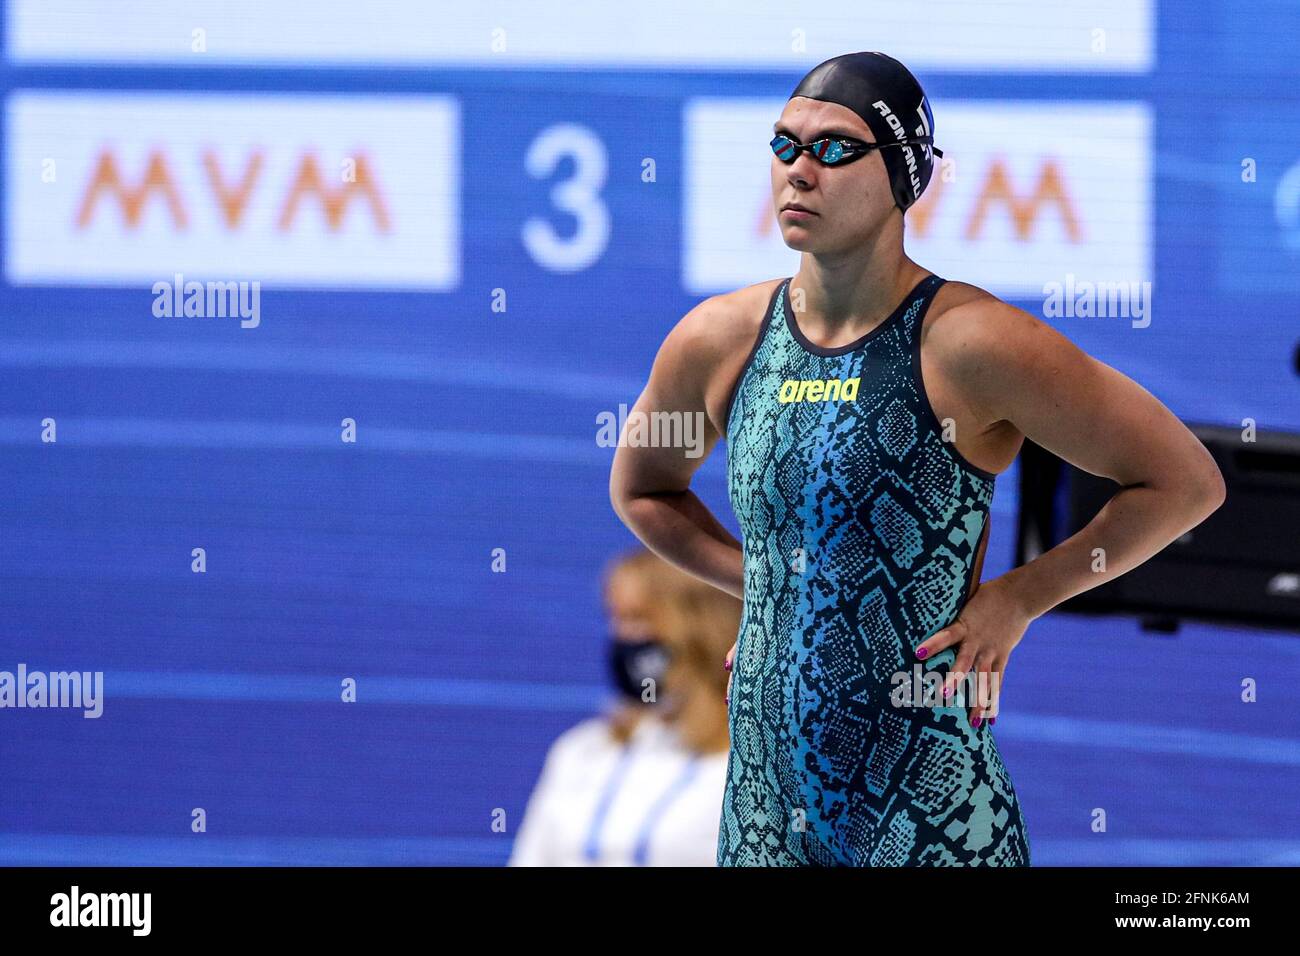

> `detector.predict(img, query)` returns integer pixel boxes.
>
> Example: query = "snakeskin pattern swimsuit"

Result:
[717,274,1031,866]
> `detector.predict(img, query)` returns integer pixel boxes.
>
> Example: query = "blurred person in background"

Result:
[508,545,737,866]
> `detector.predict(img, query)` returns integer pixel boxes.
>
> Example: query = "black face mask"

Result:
[607,636,670,701]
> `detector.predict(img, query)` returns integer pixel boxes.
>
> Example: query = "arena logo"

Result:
[50,886,151,936]
[1041,272,1152,328]
[0,663,103,718]
[152,273,260,328]
[777,377,861,403]
[596,404,706,459]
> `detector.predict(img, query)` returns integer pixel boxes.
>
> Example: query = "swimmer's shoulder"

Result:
[664,277,785,434]
[925,277,1057,356]
[924,276,1085,430]
[671,277,783,363]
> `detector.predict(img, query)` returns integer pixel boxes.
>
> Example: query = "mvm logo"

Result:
[7,92,459,288]
[778,377,860,404]
[74,149,391,232]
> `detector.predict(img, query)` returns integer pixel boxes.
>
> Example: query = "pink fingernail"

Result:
[723,659,732,671]
[971,716,983,728]
[915,646,928,659]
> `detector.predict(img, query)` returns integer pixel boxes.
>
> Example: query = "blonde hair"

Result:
[601,545,741,747]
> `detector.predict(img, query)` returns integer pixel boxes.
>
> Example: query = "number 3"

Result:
[522,123,610,272]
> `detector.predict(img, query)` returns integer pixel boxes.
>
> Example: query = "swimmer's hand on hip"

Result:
[913,575,1033,727]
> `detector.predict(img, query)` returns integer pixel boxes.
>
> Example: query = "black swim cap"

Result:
[788,52,940,212]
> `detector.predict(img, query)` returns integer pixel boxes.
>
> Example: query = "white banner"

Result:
[7,0,1153,71]
[684,98,1152,298]
[6,92,460,289]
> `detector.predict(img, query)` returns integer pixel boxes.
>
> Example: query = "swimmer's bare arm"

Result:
[609,290,762,603]
[945,296,1227,622]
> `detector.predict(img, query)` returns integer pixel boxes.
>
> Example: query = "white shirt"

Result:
[508,711,728,866]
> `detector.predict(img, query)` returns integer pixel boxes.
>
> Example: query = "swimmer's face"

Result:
[771,97,897,252]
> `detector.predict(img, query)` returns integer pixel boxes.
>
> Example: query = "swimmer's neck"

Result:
[791,243,929,335]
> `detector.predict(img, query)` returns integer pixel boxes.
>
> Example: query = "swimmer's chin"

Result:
[778,225,821,251]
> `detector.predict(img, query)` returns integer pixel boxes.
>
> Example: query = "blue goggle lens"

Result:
[770,134,849,165]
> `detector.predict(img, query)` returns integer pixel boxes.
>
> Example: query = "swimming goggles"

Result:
[770,132,943,166]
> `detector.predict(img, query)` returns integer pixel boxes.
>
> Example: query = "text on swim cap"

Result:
[872,99,923,200]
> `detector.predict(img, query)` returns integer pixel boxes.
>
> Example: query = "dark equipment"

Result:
[1015,423,1300,633]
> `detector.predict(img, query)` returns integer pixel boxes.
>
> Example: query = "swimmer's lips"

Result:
[781,203,818,220]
